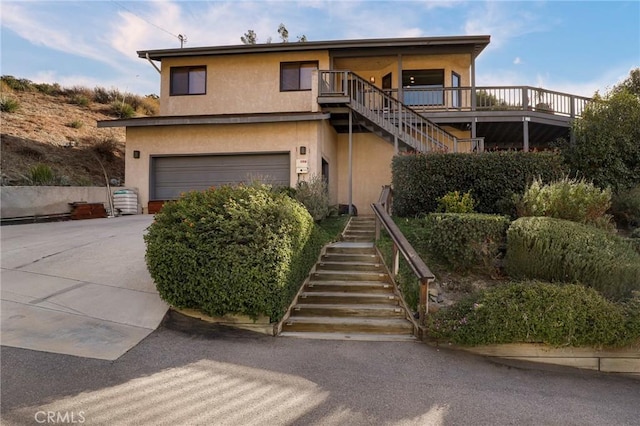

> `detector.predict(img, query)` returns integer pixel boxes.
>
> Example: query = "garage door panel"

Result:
[152,154,290,200]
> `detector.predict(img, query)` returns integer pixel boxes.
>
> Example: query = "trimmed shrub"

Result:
[610,186,640,229]
[506,217,640,300]
[418,213,511,272]
[145,184,318,321]
[517,177,613,230]
[294,174,330,221]
[392,151,566,217]
[427,281,637,348]
[437,190,476,213]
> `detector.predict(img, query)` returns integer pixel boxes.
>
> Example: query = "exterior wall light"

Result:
[369,76,375,84]
[133,150,140,159]
[299,146,307,155]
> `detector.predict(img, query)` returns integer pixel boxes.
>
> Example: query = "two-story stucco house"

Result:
[99,35,589,214]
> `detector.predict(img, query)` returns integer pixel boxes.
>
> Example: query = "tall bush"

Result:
[561,69,640,192]
[392,152,566,217]
[506,217,640,301]
[517,177,613,229]
[145,184,315,321]
[294,174,330,221]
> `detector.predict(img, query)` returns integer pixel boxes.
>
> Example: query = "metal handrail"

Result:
[372,185,435,324]
[319,70,454,152]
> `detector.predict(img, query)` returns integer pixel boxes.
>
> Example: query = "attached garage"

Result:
[150,153,290,200]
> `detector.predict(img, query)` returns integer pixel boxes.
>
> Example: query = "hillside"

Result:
[1,78,157,186]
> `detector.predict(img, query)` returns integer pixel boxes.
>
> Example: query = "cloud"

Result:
[464,2,549,49]
[513,57,522,65]
[1,3,108,64]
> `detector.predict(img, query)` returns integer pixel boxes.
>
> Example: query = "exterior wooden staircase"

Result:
[279,216,417,341]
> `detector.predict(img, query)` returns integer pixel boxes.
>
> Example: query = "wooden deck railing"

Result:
[387,86,592,118]
[371,186,435,324]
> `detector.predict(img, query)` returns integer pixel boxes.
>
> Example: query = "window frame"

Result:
[451,71,461,108]
[170,66,207,96]
[280,61,319,92]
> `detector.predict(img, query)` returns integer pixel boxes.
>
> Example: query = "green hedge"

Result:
[419,213,511,272]
[392,152,566,217]
[145,184,320,321]
[427,282,639,347]
[506,217,640,301]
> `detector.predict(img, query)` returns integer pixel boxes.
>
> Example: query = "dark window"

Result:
[402,69,444,106]
[170,66,206,95]
[280,61,318,91]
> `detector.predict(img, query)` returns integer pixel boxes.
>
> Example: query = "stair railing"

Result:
[372,185,435,325]
[319,71,454,153]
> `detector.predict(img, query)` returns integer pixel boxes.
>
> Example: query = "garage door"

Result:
[151,153,290,200]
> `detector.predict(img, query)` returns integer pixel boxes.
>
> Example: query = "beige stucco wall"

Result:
[160,52,330,116]
[336,133,395,215]
[126,121,337,209]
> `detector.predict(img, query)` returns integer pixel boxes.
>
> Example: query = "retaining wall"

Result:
[0,186,137,219]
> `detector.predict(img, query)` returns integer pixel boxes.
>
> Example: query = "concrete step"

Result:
[305,280,394,294]
[326,244,376,255]
[312,270,388,282]
[316,261,384,272]
[278,332,417,342]
[321,253,378,263]
[281,316,414,334]
[290,303,405,318]
[298,291,399,305]
[341,236,374,242]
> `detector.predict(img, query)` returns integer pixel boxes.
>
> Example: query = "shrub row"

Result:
[145,184,316,321]
[506,217,640,301]
[427,281,640,348]
[417,213,511,272]
[392,151,566,217]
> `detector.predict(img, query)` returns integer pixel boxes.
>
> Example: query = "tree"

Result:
[239,25,307,45]
[277,23,289,43]
[240,29,257,45]
[562,68,640,192]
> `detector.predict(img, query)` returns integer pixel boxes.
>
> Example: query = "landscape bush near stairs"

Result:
[427,281,640,348]
[145,184,318,321]
[392,152,566,217]
[506,217,640,301]
[416,213,511,273]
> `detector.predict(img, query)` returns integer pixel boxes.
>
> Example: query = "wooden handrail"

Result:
[372,185,435,324]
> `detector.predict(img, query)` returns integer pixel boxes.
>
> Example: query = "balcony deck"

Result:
[320,80,592,150]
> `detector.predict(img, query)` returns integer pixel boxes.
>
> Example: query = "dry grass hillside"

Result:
[1,76,158,186]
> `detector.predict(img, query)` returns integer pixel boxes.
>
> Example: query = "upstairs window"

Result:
[170,66,206,96]
[280,61,318,91]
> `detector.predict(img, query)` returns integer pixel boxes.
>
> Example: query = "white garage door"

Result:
[151,153,290,200]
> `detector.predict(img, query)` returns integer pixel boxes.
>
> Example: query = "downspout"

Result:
[471,54,477,140]
[146,53,161,74]
[348,109,354,215]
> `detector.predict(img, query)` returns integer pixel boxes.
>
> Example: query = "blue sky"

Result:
[1,1,638,97]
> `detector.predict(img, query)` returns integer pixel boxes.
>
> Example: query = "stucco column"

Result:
[348,110,354,215]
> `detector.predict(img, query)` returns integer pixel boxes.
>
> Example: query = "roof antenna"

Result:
[178,34,187,48]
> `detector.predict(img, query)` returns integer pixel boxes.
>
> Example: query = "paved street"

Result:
[2,311,639,425]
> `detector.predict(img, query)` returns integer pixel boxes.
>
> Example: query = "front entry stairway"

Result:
[279,217,417,341]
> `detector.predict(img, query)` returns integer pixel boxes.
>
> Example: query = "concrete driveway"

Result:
[1,215,168,360]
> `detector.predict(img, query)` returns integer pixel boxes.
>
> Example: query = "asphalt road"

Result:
[2,311,639,426]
